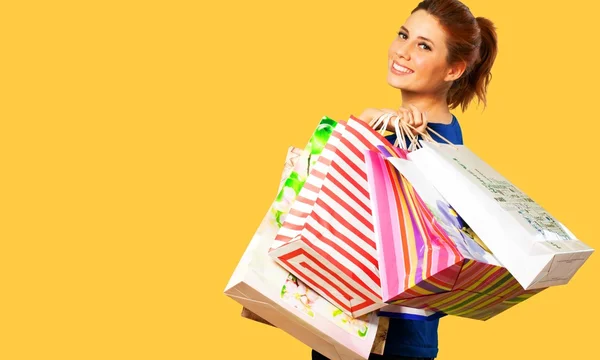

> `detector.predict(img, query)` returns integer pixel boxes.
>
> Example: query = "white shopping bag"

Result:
[407,141,594,290]
[225,142,387,360]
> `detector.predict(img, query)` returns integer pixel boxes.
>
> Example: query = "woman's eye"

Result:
[419,43,431,51]
[397,31,408,39]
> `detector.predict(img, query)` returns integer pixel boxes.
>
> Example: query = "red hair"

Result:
[412,0,498,112]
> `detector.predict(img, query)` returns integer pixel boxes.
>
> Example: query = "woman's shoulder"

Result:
[428,113,463,145]
[428,113,459,129]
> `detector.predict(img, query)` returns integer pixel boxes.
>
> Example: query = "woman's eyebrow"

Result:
[401,26,435,45]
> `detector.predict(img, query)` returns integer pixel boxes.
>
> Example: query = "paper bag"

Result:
[270,116,405,317]
[407,141,593,290]
[225,117,387,360]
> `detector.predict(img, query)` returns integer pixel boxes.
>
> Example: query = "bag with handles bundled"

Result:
[365,113,592,320]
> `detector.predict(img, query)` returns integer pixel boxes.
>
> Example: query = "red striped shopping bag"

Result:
[269,116,402,318]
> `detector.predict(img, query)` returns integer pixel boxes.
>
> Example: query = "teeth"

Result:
[393,62,413,73]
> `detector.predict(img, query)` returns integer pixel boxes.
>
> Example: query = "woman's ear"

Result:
[444,61,467,82]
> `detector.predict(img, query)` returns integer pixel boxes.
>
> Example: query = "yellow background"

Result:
[2,0,599,359]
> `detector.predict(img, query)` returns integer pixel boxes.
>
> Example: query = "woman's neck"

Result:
[400,90,454,124]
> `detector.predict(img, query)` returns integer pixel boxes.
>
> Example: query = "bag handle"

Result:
[396,116,418,150]
[369,112,393,135]
[370,111,458,150]
[392,114,408,149]
[404,122,458,150]
[371,113,407,149]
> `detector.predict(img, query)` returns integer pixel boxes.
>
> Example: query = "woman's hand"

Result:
[357,105,428,135]
[397,104,428,135]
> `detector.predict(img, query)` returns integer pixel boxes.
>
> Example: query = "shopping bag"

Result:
[241,307,274,327]
[377,304,445,321]
[270,116,405,317]
[406,141,594,290]
[365,149,547,320]
[239,145,303,327]
[225,117,388,360]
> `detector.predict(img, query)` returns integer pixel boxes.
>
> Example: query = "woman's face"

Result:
[387,10,457,93]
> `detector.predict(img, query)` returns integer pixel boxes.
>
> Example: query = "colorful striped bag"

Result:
[365,148,545,320]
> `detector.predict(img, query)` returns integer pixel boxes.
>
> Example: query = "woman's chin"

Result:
[387,77,408,90]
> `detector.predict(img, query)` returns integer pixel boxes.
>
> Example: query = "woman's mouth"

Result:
[391,61,414,75]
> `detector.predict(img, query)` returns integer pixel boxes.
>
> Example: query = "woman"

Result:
[312,0,498,359]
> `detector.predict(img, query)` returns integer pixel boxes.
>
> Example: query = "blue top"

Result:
[381,113,463,359]
[312,114,463,360]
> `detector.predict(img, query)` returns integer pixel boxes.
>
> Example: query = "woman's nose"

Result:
[394,42,411,60]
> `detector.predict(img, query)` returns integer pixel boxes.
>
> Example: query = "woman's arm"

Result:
[357,108,401,131]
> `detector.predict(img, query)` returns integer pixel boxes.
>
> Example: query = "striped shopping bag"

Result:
[269,116,404,318]
[364,149,546,320]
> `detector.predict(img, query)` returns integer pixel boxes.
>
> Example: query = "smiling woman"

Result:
[359,0,498,137]
[386,3,497,115]
[314,0,499,359]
